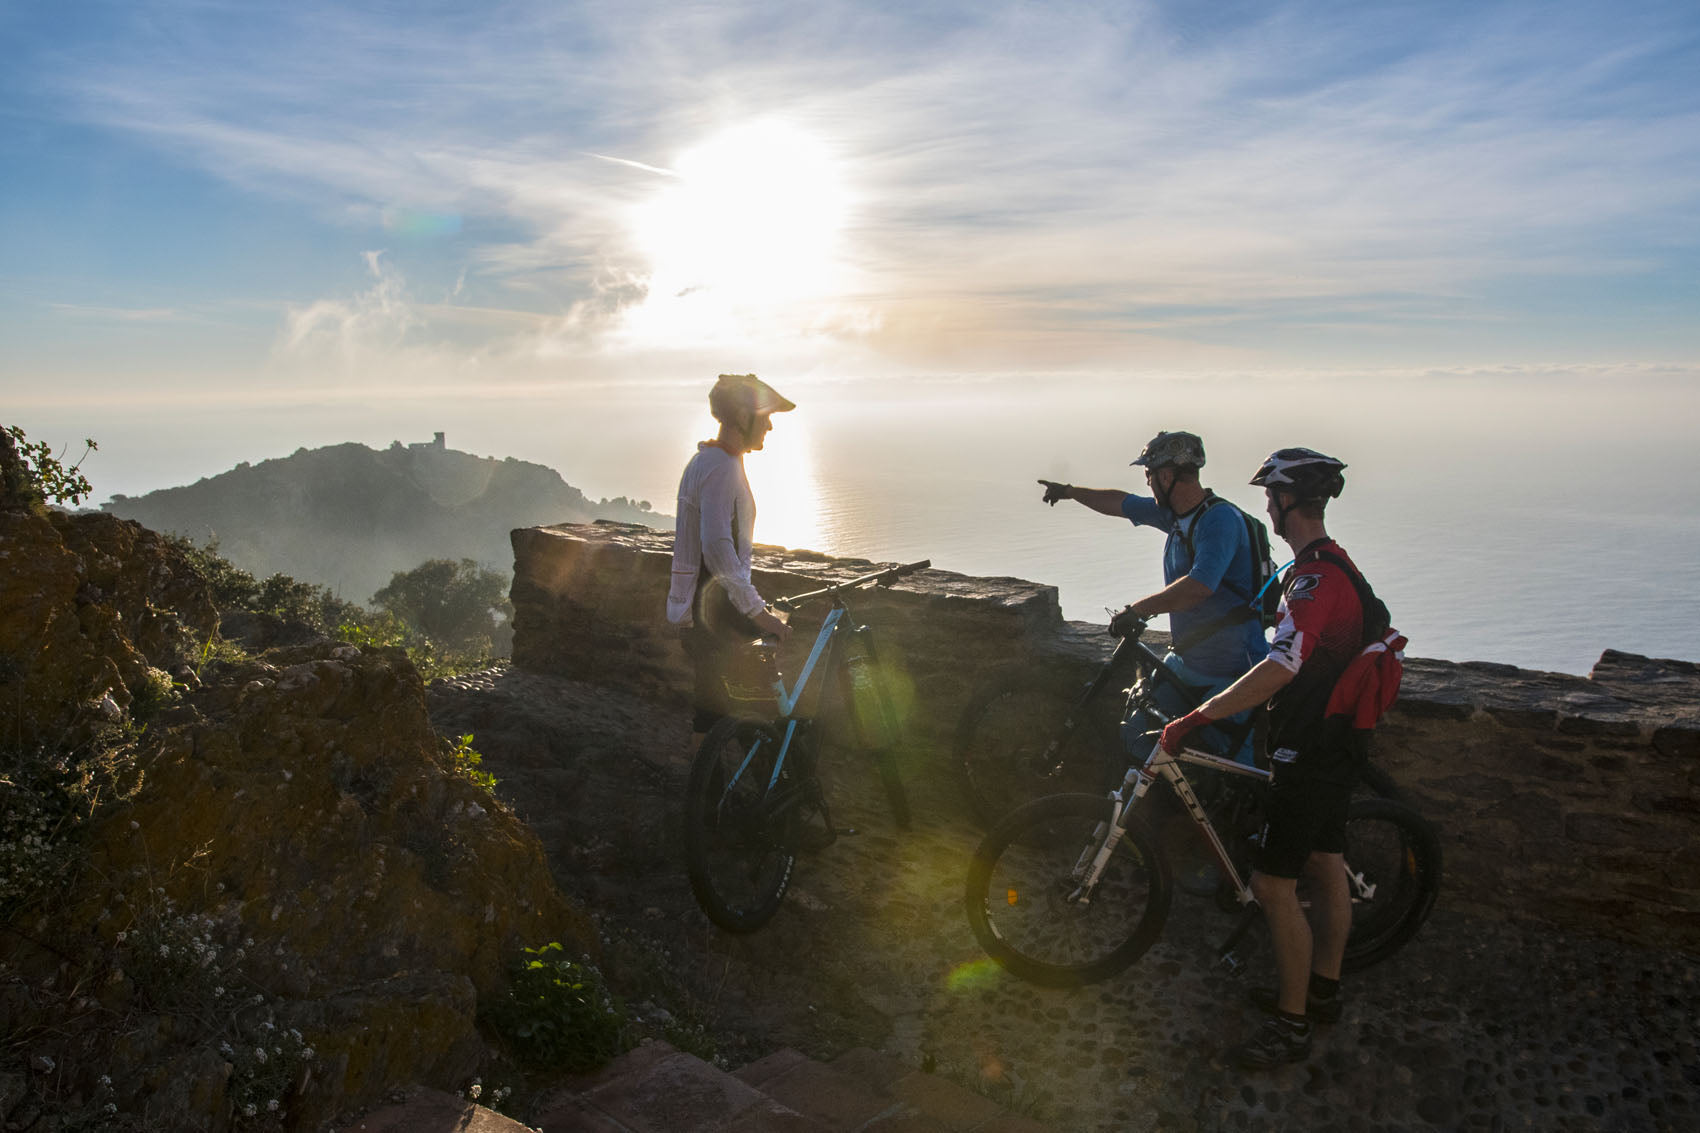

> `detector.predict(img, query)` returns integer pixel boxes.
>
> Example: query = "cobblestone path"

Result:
[430,665,1698,1132]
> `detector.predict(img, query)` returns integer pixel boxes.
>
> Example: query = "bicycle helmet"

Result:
[1130,430,1206,470]
[709,373,795,422]
[1249,447,1346,500]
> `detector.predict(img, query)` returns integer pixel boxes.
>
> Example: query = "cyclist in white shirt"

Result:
[668,374,795,738]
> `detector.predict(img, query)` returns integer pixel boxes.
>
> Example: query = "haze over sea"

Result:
[40,364,1700,678]
[6,3,1699,677]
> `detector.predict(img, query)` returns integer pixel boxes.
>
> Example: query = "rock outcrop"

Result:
[1,488,594,1128]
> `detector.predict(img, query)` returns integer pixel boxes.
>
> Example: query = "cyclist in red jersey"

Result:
[1157,447,1364,1070]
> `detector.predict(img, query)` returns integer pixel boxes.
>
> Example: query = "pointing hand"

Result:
[1038,479,1072,506]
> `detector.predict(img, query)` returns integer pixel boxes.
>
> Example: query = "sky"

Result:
[3,0,1699,499]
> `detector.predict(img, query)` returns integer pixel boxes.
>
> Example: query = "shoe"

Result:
[1226,1015,1312,1070]
[1248,985,1343,1024]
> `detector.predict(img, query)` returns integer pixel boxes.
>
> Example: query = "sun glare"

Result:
[682,408,824,554]
[624,121,851,344]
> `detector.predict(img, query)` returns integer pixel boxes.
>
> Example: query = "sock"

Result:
[1309,973,1340,1001]
[1276,1009,1311,1033]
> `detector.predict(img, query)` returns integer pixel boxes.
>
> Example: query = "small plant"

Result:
[121,896,244,1020]
[126,666,181,727]
[445,733,498,796]
[119,895,317,1127]
[224,1018,315,1127]
[3,424,97,505]
[1,735,141,918]
[483,943,628,1071]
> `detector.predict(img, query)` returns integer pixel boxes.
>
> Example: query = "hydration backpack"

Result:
[1178,495,1284,632]
[1312,549,1405,731]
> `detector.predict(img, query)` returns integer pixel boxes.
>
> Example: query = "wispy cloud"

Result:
[48,304,190,323]
[12,0,1700,378]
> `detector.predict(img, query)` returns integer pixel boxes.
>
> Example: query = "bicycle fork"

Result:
[1066,766,1159,903]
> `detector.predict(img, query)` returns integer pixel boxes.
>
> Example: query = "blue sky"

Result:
[3,0,1699,477]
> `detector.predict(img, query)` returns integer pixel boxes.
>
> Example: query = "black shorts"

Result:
[680,575,764,732]
[1254,771,1352,880]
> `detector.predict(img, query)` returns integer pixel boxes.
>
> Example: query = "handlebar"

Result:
[1108,605,1150,640]
[773,559,931,612]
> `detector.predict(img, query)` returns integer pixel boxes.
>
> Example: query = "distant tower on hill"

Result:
[433,431,445,449]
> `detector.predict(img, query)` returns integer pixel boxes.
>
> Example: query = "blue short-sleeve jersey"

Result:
[1120,493,1271,679]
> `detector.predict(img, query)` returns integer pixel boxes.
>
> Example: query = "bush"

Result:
[483,943,627,1071]
[1,730,141,919]
[2,424,97,507]
[166,536,361,633]
[371,558,511,653]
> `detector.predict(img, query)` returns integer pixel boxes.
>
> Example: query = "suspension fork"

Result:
[1070,765,1159,899]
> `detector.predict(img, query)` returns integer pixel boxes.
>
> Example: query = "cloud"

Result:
[48,304,190,323]
[19,0,1700,373]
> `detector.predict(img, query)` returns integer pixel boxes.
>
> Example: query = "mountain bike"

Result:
[954,614,1402,827]
[963,726,1441,987]
[683,559,931,932]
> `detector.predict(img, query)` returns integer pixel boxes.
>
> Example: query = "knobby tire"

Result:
[965,793,1172,987]
[1338,796,1442,971]
[955,672,1121,828]
[683,717,799,933]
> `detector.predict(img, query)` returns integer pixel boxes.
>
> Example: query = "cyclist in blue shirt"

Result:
[1038,430,1269,765]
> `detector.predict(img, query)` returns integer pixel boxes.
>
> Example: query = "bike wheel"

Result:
[965,793,1172,987]
[1356,760,1403,802]
[683,718,800,933]
[955,672,1120,827]
[873,747,912,830]
[1338,797,1442,972]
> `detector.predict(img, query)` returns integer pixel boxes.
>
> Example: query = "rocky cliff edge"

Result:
[1,497,594,1129]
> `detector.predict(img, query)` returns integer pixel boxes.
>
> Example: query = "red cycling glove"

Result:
[1159,709,1213,755]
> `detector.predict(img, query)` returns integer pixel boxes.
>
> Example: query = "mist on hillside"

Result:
[101,433,672,605]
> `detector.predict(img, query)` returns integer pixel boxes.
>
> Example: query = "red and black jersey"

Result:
[1266,538,1365,780]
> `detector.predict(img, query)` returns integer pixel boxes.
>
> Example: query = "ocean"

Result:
[30,370,1700,676]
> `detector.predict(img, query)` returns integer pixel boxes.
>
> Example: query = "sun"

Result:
[623,121,851,343]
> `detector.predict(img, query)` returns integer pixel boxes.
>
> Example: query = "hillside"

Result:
[101,434,672,604]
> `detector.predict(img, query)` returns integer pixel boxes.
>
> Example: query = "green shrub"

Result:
[1,733,140,919]
[444,733,498,796]
[484,943,628,1071]
[2,424,97,506]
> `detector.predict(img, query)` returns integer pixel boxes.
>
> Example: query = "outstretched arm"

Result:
[1037,479,1127,517]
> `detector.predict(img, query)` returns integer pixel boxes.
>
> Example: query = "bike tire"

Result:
[1338,797,1442,972]
[873,747,912,830]
[955,671,1122,828]
[965,793,1172,987]
[1356,760,1403,802]
[683,717,800,933]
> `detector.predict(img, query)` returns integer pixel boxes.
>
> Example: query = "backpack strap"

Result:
[1308,548,1390,644]
[1176,494,1255,605]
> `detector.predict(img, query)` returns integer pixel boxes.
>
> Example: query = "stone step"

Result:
[335,1085,540,1132]
[537,1041,1053,1133]
[532,1042,827,1131]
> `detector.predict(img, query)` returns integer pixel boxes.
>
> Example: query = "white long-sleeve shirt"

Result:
[666,442,764,625]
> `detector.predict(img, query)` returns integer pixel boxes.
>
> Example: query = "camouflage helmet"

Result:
[1250,447,1346,500]
[1130,430,1206,470]
[709,373,795,422]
